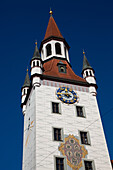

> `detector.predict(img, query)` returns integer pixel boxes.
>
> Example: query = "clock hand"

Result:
[57,92,71,98]
[57,92,65,95]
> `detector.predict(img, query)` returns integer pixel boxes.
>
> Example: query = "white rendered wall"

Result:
[86,77,96,84]
[22,88,36,170]
[34,84,112,170]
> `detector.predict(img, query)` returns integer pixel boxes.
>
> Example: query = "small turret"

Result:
[30,42,42,86]
[21,69,30,115]
[82,50,97,96]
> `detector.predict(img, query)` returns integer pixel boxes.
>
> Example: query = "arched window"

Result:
[37,61,39,67]
[89,71,92,76]
[24,89,26,95]
[60,66,65,73]
[33,61,35,67]
[55,43,61,55]
[86,71,88,77]
[46,44,52,57]
[64,47,67,59]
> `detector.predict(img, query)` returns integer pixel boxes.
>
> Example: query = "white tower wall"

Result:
[22,81,112,170]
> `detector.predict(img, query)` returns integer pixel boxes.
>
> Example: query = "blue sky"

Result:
[0,0,113,169]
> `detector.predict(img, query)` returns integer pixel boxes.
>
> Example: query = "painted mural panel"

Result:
[59,135,88,170]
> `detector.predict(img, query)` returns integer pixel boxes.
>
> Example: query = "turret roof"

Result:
[44,13,63,40]
[22,70,30,88]
[43,58,86,83]
[82,51,92,72]
[31,42,41,60]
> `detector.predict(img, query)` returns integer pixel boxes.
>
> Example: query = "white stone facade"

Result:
[22,80,112,170]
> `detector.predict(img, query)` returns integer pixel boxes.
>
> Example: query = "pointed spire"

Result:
[31,41,40,60]
[22,69,30,88]
[43,10,63,40]
[82,50,92,72]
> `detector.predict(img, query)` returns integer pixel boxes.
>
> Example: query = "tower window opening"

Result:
[64,46,67,59]
[24,89,26,95]
[80,131,90,145]
[46,44,52,57]
[33,61,35,67]
[56,157,64,170]
[53,128,63,141]
[37,61,39,66]
[86,71,88,77]
[76,106,85,117]
[60,66,65,73]
[55,43,61,55]
[52,102,60,113]
[89,71,92,76]
[84,160,94,170]
[57,62,67,73]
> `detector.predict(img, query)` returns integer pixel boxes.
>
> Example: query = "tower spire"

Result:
[31,41,40,60]
[22,69,30,88]
[82,50,92,72]
[43,11,63,40]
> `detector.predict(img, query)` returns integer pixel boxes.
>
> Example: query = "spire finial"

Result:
[27,67,28,72]
[83,49,85,55]
[49,8,53,16]
[35,40,37,46]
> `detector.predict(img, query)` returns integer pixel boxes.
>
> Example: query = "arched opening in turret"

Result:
[24,89,26,95]
[37,61,39,67]
[55,43,61,55]
[46,44,52,57]
[89,71,92,76]
[86,71,88,77]
[33,61,35,67]
[64,46,67,59]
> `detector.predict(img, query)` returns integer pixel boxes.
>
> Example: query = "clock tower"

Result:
[21,10,112,170]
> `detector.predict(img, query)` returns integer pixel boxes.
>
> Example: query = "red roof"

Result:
[43,59,86,83]
[44,16,63,40]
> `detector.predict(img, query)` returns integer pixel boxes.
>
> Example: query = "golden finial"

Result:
[83,49,85,55]
[35,40,37,46]
[49,8,53,15]
[27,67,28,72]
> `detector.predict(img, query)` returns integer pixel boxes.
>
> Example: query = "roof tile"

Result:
[43,59,86,83]
[44,16,63,40]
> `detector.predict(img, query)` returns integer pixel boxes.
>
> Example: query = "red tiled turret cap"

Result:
[44,10,63,40]
[40,10,70,50]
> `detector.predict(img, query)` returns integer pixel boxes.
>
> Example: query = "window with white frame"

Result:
[76,106,85,117]
[55,42,61,55]
[84,160,95,170]
[52,102,60,114]
[56,157,64,170]
[80,131,91,145]
[53,128,63,141]
[46,44,52,56]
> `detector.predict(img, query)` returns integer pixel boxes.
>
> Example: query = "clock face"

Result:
[56,87,78,104]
